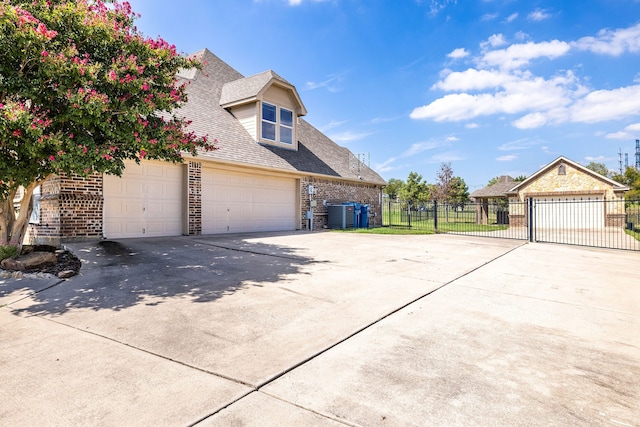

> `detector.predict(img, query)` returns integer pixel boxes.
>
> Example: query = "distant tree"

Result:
[398,172,430,206]
[434,162,454,201]
[383,178,404,200]
[488,175,527,187]
[449,176,469,208]
[585,162,610,177]
[487,176,500,187]
[611,167,640,199]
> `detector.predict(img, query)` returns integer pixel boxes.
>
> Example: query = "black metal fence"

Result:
[382,198,640,251]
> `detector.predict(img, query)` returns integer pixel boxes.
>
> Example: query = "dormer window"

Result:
[558,164,566,175]
[262,102,293,145]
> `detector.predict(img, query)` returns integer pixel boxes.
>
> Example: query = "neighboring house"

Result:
[507,156,628,229]
[470,157,629,229]
[27,49,386,245]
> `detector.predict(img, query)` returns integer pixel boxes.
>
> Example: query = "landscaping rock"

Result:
[1,252,57,271]
[57,269,76,279]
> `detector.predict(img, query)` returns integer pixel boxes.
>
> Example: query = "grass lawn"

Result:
[334,221,509,235]
[624,228,640,241]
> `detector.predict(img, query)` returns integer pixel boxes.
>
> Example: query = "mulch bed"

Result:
[21,245,82,276]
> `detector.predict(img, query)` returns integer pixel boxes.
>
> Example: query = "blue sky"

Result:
[126,0,640,190]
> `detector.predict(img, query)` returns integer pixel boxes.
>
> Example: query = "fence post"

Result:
[528,197,534,242]
[407,201,412,228]
[434,199,438,232]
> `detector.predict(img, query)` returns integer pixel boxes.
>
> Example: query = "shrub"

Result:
[0,244,19,261]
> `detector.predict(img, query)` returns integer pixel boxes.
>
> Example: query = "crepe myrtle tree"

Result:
[0,0,216,252]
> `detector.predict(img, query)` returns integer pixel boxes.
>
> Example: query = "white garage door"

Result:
[534,196,604,229]
[202,168,296,234]
[103,160,184,238]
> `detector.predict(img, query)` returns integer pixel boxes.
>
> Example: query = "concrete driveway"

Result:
[1,232,638,426]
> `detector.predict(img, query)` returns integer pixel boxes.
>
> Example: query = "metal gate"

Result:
[382,198,640,251]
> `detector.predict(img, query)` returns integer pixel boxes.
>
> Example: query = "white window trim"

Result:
[261,102,294,145]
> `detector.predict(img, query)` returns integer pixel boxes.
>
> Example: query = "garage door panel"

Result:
[202,168,296,234]
[534,197,604,229]
[104,160,184,239]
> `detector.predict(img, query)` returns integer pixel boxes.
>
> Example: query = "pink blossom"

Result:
[12,129,22,137]
[49,155,55,161]
[139,149,147,158]
[41,50,49,57]
[107,70,117,81]
[141,83,149,91]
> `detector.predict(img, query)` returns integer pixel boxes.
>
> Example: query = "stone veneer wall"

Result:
[300,176,383,230]
[188,161,202,235]
[27,172,103,245]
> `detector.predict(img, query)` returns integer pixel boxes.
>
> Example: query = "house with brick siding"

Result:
[27,49,386,245]
[470,156,628,229]
[506,156,628,229]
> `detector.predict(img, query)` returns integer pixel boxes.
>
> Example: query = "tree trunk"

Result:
[0,190,17,246]
[0,175,52,253]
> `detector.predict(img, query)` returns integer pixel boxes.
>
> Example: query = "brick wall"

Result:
[28,173,103,244]
[300,176,383,230]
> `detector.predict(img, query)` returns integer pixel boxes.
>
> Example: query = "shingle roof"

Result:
[219,70,291,107]
[470,176,515,199]
[176,49,386,186]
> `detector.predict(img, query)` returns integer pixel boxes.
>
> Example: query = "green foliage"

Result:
[611,167,640,199]
[383,178,404,200]
[488,175,527,186]
[0,0,216,201]
[398,171,431,205]
[584,162,610,177]
[448,176,469,207]
[0,243,18,261]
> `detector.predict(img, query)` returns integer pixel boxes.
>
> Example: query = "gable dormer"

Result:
[220,70,307,150]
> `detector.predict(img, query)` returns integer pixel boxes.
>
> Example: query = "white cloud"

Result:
[447,48,469,59]
[414,71,577,122]
[446,136,459,142]
[405,140,446,156]
[585,155,613,162]
[433,68,514,91]
[573,22,640,56]
[605,131,631,140]
[496,154,517,161]
[328,130,374,142]
[284,0,331,5]
[430,152,464,163]
[481,13,498,21]
[375,138,451,172]
[481,34,507,50]
[319,119,348,132]
[604,123,640,140]
[498,138,542,151]
[427,0,457,16]
[479,40,571,70]
[512,112,549,129]
[305,72,346,92]
[570,85,640,123]
[504,13,518,23]
[527,8,551,21]
[465,122,479,129]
